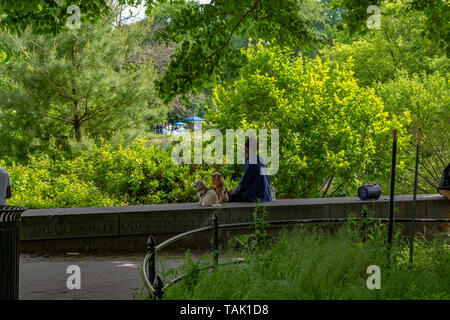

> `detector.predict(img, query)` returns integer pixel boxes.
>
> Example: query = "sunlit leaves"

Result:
[0,15,166,160]
[209,41,410,198]
[0,0,110,34]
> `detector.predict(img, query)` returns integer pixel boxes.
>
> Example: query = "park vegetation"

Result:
[0,138,241,209]
[209,42,412,198]
[0,0,448,208]
[158,215,450,300]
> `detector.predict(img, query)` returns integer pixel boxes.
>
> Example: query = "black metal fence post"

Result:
[361,207,368,242]
[147,235,156,286]
[387,129,397,248]
[212,213,219,265]
[409,128,421,264]
[0,206,27,300]
[153,275,164,300]
[386,129,398,268]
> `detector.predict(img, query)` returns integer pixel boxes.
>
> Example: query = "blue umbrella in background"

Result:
[184,116,205,122]
[174,122,186,126]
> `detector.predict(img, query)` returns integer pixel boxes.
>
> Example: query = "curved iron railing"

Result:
[141,225,214,293]
[141,211,450,299]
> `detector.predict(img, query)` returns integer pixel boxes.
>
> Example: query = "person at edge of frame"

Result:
[437,163,450,200]
[0,166,12,206]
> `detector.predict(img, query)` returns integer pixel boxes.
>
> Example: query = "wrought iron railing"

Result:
[0,206,28,300]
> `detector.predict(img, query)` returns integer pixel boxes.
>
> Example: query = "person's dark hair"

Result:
[245,136,258,151]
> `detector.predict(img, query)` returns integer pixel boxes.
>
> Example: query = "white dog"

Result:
[194,179,221,207]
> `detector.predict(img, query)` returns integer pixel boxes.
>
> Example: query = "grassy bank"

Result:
[158,221,449,300]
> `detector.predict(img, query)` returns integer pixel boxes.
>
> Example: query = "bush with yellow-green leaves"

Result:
[208,41,412,198]
[2,139,239,209]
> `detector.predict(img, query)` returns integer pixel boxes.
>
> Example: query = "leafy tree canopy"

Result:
[3,0,428,102]
[0,0,110,34]
[375,71,449,192]
[332,0,449,54]
[208,41,411,198]
[149,0,326,103]
[321,0,449,87]
[0,13,165,160]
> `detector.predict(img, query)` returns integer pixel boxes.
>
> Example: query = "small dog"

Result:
[211,172,229,203]
[194,179,220,206]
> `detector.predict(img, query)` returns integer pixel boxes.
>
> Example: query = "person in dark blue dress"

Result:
[227,137,272,202]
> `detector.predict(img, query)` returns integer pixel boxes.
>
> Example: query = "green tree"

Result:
[409,0,449,55]
[208,41,411,198]
[0,0,110,34]
[332,0,448,55]
[4,0,434,105]
[150,0,324,103]
[0,14,166,160]
[376,71,450,192]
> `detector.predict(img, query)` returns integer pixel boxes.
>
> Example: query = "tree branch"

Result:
[12,35,71,95]
[322,175,334,198]
[203,0,260,63]
[44,113,73,124]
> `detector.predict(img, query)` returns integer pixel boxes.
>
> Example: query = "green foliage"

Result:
[331,0,378,32]
[161,250,212,296]
[150,0,324,103]
[209,41,411,198]
[162,223,450,300]
[2,0,446,109]
[167,91,214,123]
[0,14,167,160]
[410,0,450,55]
[332,0,449,56]
[0,0,110,34]
[235,201,271,253]
[323,0,449,87]
[1,0,447,205]
[1,138,239,209]
[297,0,346,51]
[375,71,450,192]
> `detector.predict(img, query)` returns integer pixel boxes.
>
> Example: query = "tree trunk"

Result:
[74,115,82,141]
[74,98,81,141]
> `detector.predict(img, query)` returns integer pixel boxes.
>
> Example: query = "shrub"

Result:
[208,41,411,198]
[161,222,450,300]
[375,71,450,193]
[2,138,240,209]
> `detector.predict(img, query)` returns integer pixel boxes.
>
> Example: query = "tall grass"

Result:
[159,220,449,300]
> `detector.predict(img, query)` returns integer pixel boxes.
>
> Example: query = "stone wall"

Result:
[19,194,449,253]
